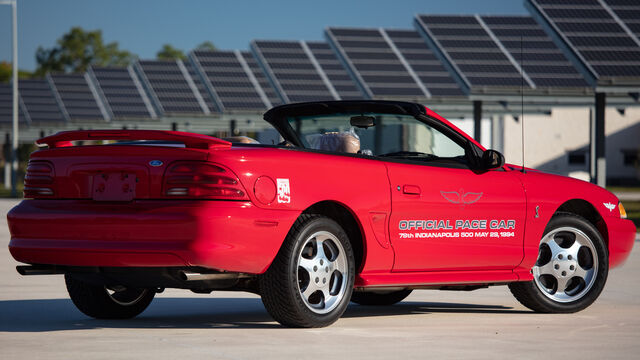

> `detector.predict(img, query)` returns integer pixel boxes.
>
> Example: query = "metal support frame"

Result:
[0,0,18,196]
[592,92,606,187]
[473,100,482,143]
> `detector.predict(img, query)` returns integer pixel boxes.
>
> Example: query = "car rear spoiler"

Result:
[36,130,231,150]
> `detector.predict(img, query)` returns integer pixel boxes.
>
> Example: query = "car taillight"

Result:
[24,160,55,198]
[163,161,248,200]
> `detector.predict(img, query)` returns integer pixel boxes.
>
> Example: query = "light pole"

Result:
[0,0,18,197]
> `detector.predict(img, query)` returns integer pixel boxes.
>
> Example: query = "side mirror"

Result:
[480,149,505,170]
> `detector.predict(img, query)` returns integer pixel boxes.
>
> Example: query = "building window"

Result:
[568,151,587,165]
[622,149,638,167]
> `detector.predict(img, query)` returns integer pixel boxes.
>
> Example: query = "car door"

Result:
[385,125,526,272]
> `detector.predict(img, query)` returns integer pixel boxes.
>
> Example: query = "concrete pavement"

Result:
[1,199,639,359]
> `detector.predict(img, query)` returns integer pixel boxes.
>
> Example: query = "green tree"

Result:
[0,61,33,83]
[195,41,216,51]
[156,44,186,60]
[35,27,135,76]
[0,62,11,83]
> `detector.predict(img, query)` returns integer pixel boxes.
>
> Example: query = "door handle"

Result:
[403,185,421,195]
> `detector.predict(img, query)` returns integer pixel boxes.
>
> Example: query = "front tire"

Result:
[65,274,155,319]
[260,215,355,327]
[509,213,608,313]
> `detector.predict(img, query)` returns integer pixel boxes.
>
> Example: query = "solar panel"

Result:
[528,0,640,84]
[135,60,210,115]
[305,42,365,100]
[184,61,219,113]
[48,73,106,121]
[481,15,589,89]
[251,40,338,103]
[0,83,27,123]
[240,51,283,107]
[384,29,465,97]
[17,79,65,123]
[325,27,430,99]
[604,0,640,40]
[414,15,532,91]
[89,66,155,119]
[190,50,272,111]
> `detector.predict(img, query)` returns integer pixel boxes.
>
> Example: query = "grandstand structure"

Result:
[1,0,639,185]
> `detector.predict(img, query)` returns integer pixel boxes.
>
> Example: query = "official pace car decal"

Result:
[398,219,516,239]
[603,202,616,212]
[276,178,291,204]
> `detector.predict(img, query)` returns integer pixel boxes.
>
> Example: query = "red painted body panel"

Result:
[7,104,636,289]
[511,169,635,278]
[8,199,299,273]
[386,163,526,272]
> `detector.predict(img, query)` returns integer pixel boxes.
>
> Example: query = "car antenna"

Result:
[520,35,526,174]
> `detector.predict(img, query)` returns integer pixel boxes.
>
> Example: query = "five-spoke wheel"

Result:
[509,213,608,313]
[260,215,355,327]
[297,231,348,314]
[533,227,598,302]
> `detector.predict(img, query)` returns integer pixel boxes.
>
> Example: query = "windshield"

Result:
[286,112,466,161]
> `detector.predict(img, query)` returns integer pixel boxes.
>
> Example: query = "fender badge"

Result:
[603,202,616,212]
[149,160,163,167]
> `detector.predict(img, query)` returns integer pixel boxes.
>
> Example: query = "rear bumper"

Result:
[8,199,300,274]
[607,217,636,268]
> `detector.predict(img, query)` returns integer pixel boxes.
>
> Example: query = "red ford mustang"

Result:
[8,101,636,327]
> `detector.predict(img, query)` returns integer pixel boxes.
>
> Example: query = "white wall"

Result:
[502,106,640,182]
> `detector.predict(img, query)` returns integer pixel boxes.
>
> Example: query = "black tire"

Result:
[351,289,413,306]
[65,274,155,319]
[509,213,608,313]
[259,214,355,328]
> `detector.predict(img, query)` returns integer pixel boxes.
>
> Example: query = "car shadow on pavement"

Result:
[0,297,529,332]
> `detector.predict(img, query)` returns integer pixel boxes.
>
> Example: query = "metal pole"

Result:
[473,100,482,143]
[594,92,606,188]
[11,0,18,197]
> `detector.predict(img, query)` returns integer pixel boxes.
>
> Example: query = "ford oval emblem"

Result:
[149,160,163,167]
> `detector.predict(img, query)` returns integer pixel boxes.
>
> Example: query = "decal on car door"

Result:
[397,218,516,239]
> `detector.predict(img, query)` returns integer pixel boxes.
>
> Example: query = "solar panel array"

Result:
[135,60,210,115]
[240,51,282,108]
[0,83,27,123]
[528,0,640,81]
[183,61,219,113]
[326,28,429,99]
[305,42,364,100]
[251,40,337,103]
[190,50,269,111]
[481,16,590,88]
[48,73,105,120]
[383,29,465,97]
[90,66,154,118]
[2,6,640,126]
[18,79,65,123]
[415,15,531,91]
[604,0,640,40]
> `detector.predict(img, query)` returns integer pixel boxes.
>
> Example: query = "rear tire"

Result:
[509,213,608,313]
[65,274,155,319]
[260,215,355,327]
[351,289,413,306]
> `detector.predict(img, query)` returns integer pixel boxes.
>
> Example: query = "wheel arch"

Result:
[554,199,609,246]
[302,201,365,273]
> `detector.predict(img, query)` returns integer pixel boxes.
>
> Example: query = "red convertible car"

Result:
[8,101,636,327]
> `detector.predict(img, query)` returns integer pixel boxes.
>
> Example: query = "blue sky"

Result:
[0,0,527,71]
